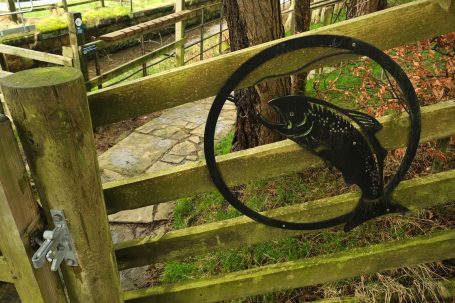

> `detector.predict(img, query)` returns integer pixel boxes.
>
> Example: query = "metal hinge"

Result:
[31,210,78,271]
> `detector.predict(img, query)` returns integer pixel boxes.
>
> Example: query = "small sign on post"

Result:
[67,12,89,82]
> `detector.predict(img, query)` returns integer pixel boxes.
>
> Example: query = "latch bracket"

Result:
[32,209,78,271]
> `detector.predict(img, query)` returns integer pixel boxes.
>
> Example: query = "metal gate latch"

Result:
[32,209,78,271]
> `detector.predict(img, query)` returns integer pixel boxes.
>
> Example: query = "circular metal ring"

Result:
[204,34,420,230]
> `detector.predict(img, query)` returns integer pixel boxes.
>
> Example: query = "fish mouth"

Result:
[256,104,289,132]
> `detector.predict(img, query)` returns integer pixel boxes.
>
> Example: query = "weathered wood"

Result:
[0,54,8,71]
[98,10,196,42]
[115,169,455,269]
[175,0,185,66]
[67,12,89,80]
[87,0,455,127]
[0,67,122,303]
[6,0,17,23]
[0,114,68,302]
[103,101,455,214]
[0,256,14,283]
[0,44,72,66]
[123,229,455,303]
[86,39,186,88]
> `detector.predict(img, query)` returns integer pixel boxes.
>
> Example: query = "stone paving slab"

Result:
[100,97,236,223]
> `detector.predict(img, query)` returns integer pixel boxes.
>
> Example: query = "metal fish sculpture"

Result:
[257,95,408,231]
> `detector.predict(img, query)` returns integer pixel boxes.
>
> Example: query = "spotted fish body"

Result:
[258,95,407,231]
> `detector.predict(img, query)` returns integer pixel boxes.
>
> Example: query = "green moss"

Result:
[36,15,68,33]
[82,6,130,27]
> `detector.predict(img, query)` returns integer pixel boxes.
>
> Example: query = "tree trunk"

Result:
[291,0,311,95]
[224,0,290,150]
[346,0,387,18]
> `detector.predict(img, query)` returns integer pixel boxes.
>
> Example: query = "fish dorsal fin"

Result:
[344,109,382,134]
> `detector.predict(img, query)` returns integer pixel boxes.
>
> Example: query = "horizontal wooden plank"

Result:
[100,10,196,41]
[0,44,72,66]
[0,256,13,283]
[88,0,455,127]
[123,228,455,303]
[92,10,196,46]
[115,169,455,269]
[86,39,186,88]
[103,101,455,215]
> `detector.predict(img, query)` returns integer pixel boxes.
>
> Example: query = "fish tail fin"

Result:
[344,195,408,232]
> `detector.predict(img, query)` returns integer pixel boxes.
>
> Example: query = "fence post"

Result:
[62,0,68,12]
[175,0,185,66]
[7,0,17,23]
[0,114,68,303]
[199,7,204,60]
[67,12,89,82]
[0,54,8,71]
[0,67,123,303]
[218,4,223,54]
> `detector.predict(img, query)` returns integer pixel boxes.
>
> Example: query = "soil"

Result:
[94,112,161,153]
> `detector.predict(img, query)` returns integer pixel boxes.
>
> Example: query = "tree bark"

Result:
[224,0,290,150]
[291,0,311,95]
[346,0,387,18]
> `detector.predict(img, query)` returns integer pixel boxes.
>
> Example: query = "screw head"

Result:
[53,214,63,222]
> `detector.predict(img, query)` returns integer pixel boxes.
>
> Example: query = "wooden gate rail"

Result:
[86,38,186,89]
[87,0,455,127]
[0,44,73,67]
[0,256,13,283]
[123,229,455,303]
[115,169,455,270]
[103,101,455,214]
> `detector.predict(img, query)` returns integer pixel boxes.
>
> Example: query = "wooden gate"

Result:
[0,0,454,302]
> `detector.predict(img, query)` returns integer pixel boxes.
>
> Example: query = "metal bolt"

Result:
[352,42,356,47]
[53,214,63,222]
[67,259,76,266]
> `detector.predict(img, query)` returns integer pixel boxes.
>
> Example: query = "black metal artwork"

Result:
[204,35,421,231]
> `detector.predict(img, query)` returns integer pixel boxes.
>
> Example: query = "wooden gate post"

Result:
[67,12,89,82]
[175,0,185,66]
[0,115,68,303]
[0,67,123,303]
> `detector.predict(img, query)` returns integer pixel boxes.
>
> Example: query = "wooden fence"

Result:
[0,0,454,302]
[83,1,223,89]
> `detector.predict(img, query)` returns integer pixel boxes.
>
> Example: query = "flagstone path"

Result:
[97,97,236,290]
